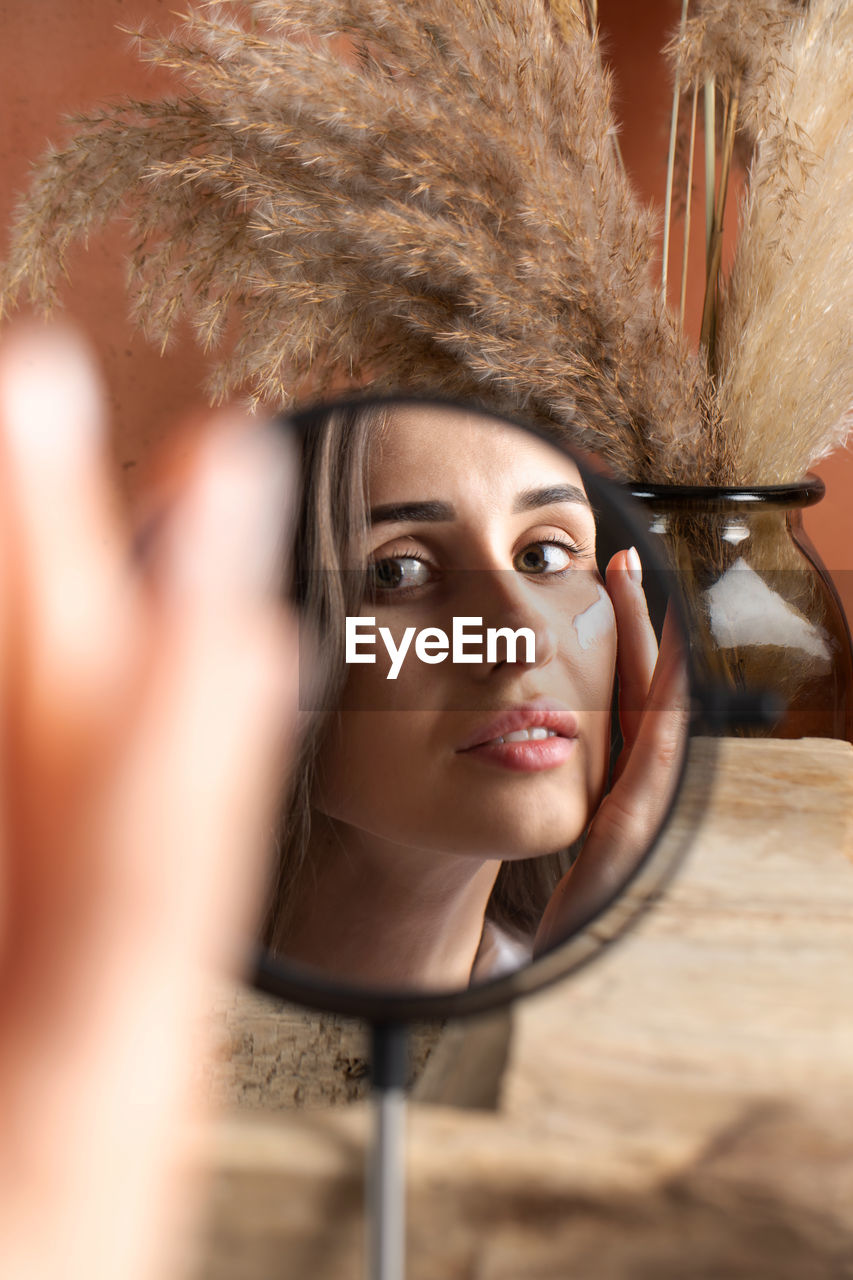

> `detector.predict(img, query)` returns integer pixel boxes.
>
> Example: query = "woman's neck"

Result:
[282,814,502,990]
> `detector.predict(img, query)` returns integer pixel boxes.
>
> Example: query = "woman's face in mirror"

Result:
[267,399,689,993]
[312,405,617,864]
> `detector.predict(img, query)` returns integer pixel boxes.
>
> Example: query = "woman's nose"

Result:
[461,569,559,674]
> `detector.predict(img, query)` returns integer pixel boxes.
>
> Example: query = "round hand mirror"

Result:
[252,395,711,1018]
[246,394,748,1280]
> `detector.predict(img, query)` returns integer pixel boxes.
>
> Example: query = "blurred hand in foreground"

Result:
[0,325,298,1280]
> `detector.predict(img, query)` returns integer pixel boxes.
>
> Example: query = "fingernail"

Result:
[165,420,295,603]
[0,326,105,473]
[626,546,642,585]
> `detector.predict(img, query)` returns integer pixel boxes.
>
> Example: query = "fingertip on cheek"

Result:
[605,548,642,598]
[626,546,642,586]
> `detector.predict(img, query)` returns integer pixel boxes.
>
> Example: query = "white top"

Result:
[470,919,534,983]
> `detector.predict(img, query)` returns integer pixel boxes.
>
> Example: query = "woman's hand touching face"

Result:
[534,547,690,953]
[0,325,298,1280]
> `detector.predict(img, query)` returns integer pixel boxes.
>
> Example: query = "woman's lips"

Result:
[456,703,579,773]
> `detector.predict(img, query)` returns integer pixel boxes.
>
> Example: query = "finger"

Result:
[605,547,658,747]
[0,325,143,967]
[647,599,688,708]
[0,325,142,791]
[597,603,690,846]
[106,419,299,974]
[535,608,690,955]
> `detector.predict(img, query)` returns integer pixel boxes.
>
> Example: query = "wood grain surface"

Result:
[192,736,853,1279]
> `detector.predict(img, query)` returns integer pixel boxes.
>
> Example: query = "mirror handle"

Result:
[368,1024,409,1280]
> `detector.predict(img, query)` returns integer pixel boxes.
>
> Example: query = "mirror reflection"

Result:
[262,401,689,993]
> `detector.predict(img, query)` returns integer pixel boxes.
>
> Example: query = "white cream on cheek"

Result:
[571,583,613,650]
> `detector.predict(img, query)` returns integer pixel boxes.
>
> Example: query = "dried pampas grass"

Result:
[665,0,805,136]
[0,0,719,483]
[716,0,853,482]
[665,0,852,482]
[6,0,847,487]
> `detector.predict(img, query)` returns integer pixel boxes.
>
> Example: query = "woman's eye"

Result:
[513,541,576,575]
[368,555,433,593]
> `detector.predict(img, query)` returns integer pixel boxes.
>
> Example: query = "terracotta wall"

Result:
[0,0,211,492]
[1,1,850,611]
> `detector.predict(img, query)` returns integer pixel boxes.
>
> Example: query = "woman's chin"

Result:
[444,778,594,857]
[436,804,590,862]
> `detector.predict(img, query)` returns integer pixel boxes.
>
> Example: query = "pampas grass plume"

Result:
[0,0,717,483]
[716,0,853,481]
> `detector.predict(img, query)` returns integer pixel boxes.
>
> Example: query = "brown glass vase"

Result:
[628,476,853,740]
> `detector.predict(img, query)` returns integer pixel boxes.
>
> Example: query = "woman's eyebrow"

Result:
[512,484,591,513]
[369,500,455,525]
[368,485,590,525]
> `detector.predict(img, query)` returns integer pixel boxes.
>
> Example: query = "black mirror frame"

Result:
[250,393,719,1024]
